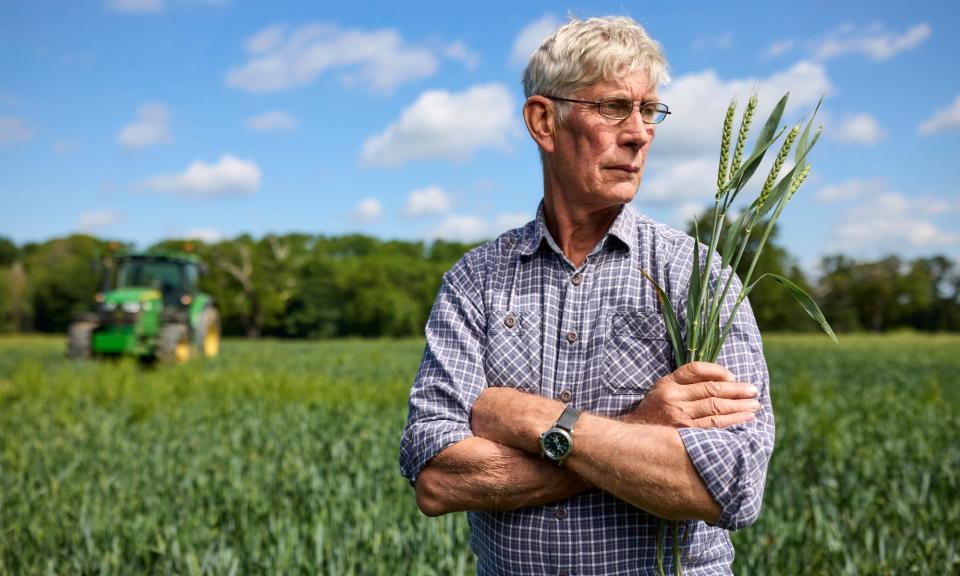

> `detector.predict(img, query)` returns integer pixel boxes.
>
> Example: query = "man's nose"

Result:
[619,109,654,150]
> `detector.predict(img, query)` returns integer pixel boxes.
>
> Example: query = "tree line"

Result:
[0,232,958,337]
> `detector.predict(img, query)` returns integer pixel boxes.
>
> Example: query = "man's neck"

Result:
[542,193,622,268]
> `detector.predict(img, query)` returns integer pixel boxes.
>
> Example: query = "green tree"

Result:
[24,235,104,332]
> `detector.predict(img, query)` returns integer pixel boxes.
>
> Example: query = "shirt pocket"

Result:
[602,310,674,395]
[484,310,542,394]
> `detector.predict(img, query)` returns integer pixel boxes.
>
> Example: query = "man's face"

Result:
[549,69,657,210]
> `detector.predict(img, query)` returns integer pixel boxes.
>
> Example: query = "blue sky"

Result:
[1,0,959,274]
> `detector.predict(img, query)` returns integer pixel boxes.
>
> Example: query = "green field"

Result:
[1,335,958,575]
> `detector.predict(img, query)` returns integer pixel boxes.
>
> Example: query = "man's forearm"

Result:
[414,436,590,516]
[471,388,720,523]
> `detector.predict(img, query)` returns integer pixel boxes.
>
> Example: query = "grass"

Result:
[1,334,958,574]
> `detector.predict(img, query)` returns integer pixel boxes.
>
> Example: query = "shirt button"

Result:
[565,330,578,344]
[559,390,572,403]
[503,314,517,329]
[555,507,568,520]
[571,273,582,286]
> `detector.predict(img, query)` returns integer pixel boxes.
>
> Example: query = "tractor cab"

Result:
[68,250,220,363]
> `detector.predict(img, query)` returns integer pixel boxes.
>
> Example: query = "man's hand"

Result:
[625,361,760,428]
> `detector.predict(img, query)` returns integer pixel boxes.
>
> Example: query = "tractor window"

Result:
[117,260,184,303]
[184,264,198,294]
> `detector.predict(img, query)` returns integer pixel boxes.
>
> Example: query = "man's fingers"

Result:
[685,397,761,420]
[672,361,734,385]
[683,381,759,401]
[689,411,757,429]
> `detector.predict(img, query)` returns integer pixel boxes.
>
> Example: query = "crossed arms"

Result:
[399,278,776,531]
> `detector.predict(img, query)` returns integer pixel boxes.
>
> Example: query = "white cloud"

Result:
[443,41,480,70]
[362,83,515,166]
[642,61,831,207]
[430,212,531,242]
[493,213,531,232]
[351,198,383,223]
[813,22,931,61]
[919,95,960,135]
[246,110,297,133]
[117,102,172,149]
[815,178,886,202]
[135,154,261,197]
[763,39,795,59]
[510,14,560,65]
[105,0,163,13]
[0,116,33,145]
[226,23,474,94]
[828,192,959,255]
[832,113,885,145]
[184,228,225,243]
[79,209,121,232]
[692,32,734,52]
[674,202,709,230]
[403,185,452,216]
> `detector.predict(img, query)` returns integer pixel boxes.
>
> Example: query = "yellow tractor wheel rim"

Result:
[175,338,191,364]
[203,327,220,357]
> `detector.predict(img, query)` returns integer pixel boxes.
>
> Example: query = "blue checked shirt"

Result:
[400,202,775,575]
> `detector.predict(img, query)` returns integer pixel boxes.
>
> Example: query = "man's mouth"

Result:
[606,164,641,173]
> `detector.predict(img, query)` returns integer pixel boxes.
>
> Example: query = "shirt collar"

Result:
[518,200,638,257]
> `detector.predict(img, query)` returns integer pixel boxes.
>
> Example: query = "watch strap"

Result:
[555,406,581,432]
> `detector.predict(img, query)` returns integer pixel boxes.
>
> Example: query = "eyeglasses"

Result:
[544,95,671,124]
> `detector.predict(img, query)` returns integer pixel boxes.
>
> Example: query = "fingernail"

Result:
[751,400,761,411]
[748,385,758,396]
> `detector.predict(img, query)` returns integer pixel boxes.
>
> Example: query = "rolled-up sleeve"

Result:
[677,272,776,531]
[399,269,488,484]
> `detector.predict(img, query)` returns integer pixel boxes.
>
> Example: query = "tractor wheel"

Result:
[198,307,221,358]
[66,321,96,359]
[156,323,191,364]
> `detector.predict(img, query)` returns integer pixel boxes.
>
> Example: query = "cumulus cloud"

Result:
[246,110,297,132]
[919,95,960,135]
[105,0,163,13]
[79,209,121,232]
[443,41,480,70]
[0,116,33,145]
[812,22,931,61]
[227,23,475,93]
[184,228,225,243]
[815,178,886,202]
[828,192,959,255]
[117,103,172,149]
[510,14,560,65]
[362,83,515,166]
[430,212,531,242]
[403,185,451,216]
[832,113,886,145]
[768,23,931,62]
[640,61,831,206]
[135,154,261,197]
[351,198,383,223]
[691,32,734,52]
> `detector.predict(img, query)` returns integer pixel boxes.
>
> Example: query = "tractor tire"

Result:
[156,323,191,364]
[66,321,96,359]
[197,307,221,358]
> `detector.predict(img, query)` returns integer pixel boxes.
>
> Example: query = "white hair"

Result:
[522,16,671,124]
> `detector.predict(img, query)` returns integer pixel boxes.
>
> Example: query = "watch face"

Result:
[543,430,571,460]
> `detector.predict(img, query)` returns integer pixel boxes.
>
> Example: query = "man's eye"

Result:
[599,99,633,118]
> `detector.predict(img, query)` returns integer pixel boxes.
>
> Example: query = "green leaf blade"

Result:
[641,268,687,367]
[749,273,838,343]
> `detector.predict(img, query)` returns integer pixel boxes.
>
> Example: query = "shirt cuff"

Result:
[677,426,761,531]
[399,420,473,485]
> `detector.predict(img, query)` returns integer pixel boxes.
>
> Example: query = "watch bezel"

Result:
[540,428,574,463]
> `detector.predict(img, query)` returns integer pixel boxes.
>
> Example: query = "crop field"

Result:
[1,334,958,575]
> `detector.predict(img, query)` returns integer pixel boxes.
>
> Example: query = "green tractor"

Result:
[67,251,221,363]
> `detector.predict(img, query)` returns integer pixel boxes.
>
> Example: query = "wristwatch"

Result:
[540,406,582,465]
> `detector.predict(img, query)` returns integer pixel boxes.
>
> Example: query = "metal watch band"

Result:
[555,406,581,432]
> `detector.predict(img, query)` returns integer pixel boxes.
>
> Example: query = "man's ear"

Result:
[523,96,556,154]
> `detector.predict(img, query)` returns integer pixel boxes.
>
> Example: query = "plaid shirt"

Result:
[400,203,775,575]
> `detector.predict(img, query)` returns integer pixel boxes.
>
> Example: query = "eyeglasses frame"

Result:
[543,95,671,124]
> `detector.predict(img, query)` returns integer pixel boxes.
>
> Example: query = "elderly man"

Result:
[400,16,774,575]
